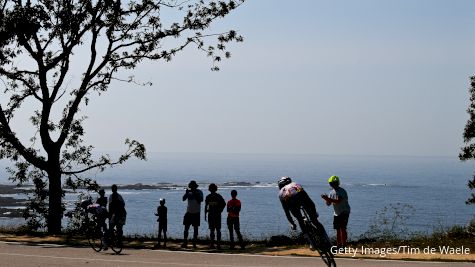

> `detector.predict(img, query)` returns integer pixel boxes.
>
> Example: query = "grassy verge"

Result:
[0,224,473,262]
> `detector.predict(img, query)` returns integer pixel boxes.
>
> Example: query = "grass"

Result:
[0,224,473,262]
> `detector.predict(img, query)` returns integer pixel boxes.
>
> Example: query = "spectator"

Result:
[154,198,167,248]
[227,189,244,249]
[205,183,226,249]
[182,180,203,249]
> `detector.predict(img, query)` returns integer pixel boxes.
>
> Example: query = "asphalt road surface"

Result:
[0,241,472,267]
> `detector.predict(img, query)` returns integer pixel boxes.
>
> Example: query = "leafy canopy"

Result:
[0,0,244,230]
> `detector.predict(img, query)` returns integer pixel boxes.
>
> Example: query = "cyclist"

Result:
[96,189,108,207]
[108,184,126,246]
[278,176,325,248]
[95,189,108,237]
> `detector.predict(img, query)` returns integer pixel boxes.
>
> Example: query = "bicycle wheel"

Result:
[86,221,103,252]
[312,222,332,251]
[318,249,336,267]
[308,225,336,267]
[110,229,123,254]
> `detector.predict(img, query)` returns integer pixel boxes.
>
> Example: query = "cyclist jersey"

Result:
[96,196,107,207]
[87,203,107,216]
[279,182,304,202]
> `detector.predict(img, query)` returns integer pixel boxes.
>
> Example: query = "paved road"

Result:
[0,241,472,267]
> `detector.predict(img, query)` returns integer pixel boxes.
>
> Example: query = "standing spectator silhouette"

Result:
[154,198,167,248]
[205,183,226,249]
[182,180,203,249]
[227,190,244,249]
[108,184,126,245]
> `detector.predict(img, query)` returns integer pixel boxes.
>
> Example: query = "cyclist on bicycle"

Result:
[278,176,325,248]
[95,189,108,236]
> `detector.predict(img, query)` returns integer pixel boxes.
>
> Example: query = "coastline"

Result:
[0,182,262,218]
[0,185,27,218]
[1,183,473,258]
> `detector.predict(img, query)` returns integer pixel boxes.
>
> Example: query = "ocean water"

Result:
[1,153,474,241]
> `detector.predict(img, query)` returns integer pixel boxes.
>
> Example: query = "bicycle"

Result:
[300,207,336,267]
[82,201,123,254]
[106,225,123,254]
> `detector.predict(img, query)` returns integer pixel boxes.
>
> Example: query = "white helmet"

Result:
[278,176,292,189]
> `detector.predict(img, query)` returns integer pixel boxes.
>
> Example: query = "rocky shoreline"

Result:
[0,185,28,218]
[0,181,265,218]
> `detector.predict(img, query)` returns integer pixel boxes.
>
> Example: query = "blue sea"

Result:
[0,153,474,241]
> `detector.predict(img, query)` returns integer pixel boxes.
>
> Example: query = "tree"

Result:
[460,75,475,205]
[0,0,244,234]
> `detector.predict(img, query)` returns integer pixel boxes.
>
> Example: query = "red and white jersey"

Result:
[278,182,304,202]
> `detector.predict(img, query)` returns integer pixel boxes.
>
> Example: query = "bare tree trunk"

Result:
[47,164,63,234]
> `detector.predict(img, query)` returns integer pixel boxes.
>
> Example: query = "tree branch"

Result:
[0,105,47,170]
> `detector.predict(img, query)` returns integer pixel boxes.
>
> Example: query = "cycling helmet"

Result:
[278,176,292,189]
[328,175,340,185]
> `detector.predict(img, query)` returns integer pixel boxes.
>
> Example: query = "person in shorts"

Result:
[321,175,350,247]
[204,183,226,249]
[182,180,203,249]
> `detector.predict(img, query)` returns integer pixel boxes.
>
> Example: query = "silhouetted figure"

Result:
[108,184,126,246]
[182,180,203,249]
[227,190,244,249]
[322,175,351,247]
[96,189,108,207]
[154,198,168,248]
[205,183,226,249]
[95,189,108,235]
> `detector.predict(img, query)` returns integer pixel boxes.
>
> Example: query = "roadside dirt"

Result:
[0,233,473,262]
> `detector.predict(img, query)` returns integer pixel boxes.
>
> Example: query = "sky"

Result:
[12,0,475,157]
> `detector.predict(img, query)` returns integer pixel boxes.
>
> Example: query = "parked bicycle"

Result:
[300,207,336,267]
[81,199,123,254]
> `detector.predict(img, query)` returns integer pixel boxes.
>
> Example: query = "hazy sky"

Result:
[21,0,475,157]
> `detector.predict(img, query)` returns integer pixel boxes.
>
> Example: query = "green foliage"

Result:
[460,75,475,205]
[0,0,245,233]
[65,192,92,234]
[6,167,51,232]
[468,217,475,236]
[361,203,415,241]
[21,176,49,232]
